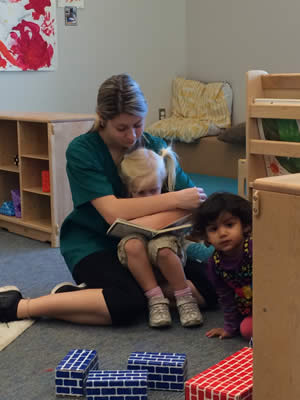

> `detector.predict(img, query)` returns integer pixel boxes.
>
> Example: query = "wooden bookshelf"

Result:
[0,112,95,247]
[246,70,300,199]
[246,71,300,400]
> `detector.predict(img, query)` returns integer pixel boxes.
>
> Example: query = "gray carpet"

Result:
[0,230,246,400]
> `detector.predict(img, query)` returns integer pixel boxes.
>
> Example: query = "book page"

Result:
[106,219,156,240]
[106,210,193,240]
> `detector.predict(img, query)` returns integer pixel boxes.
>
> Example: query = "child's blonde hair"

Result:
[120,146,178,195]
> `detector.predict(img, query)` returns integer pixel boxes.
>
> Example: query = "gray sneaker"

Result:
[176,295,203,327]
[148,296,172,328]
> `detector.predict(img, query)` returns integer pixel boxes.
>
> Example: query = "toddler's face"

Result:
[130,176,162,198]
[206,211,245,257]
[131,185,161,198]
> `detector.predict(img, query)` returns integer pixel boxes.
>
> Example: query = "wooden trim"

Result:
[253,173,300,195]
[262,73,300,89]
[249,139,300,157]
[250,103,300,119]
[0,112,96,123]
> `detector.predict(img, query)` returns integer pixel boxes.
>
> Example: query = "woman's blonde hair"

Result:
[120,146,178,195]
[91,73,148,131]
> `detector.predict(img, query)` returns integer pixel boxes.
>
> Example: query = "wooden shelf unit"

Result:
[0,112,95,247]
[246,72,300,399]
[246,70,300,199]
[252,174,300,400]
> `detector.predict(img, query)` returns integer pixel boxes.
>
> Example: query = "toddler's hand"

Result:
[206,328,232,339]
[175,187,207,209]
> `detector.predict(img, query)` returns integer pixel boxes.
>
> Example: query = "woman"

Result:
[0,74,217,326]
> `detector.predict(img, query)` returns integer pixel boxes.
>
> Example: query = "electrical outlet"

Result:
[159,108,166,120]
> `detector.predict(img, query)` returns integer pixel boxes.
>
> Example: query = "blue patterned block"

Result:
[127,352,187,391]
[0,201,15,216]
[55,349,98,397]
[86,370,148,400]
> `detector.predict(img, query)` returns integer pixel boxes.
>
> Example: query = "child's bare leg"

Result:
[156,248,188,291]
[17,289,112,325]
[124,238,171,328]
[156,248,203,327]
[161,280,205,307]
[124,238,158,292]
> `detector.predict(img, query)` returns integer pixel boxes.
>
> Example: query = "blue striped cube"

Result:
[128,351,187,391]
[55,349,99,397]
[86,370,148,400]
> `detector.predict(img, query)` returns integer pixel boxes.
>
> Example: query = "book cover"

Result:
[257,118,300,176]
[106,210,192,240]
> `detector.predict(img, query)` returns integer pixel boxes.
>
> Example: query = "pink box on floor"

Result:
[185,347,253,400]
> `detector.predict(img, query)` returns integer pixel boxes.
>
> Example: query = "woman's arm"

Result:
[91,187,205,225]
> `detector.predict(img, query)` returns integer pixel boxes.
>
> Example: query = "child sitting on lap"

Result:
[118,146,202,328]
[192,192,253,340]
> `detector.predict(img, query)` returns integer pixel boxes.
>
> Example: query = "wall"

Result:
[0,0,186,125]
[186,0,300,123]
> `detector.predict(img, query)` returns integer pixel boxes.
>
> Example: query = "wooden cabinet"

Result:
[246,70,300,199]
[0,112,95,247]
[252,174,300,400]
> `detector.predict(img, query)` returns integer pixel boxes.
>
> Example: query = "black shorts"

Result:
[73,250,217,326]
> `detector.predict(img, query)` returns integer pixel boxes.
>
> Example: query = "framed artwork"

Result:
[0,0,57,71]
[65,6,77,26]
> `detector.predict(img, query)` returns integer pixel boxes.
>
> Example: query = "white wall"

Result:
[186,0,300,123]
[0,0,186,125]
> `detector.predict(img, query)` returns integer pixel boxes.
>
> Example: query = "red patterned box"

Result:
[185,347,253,400]
[42,170,50,193]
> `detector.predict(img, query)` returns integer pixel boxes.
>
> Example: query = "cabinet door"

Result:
[253,189,300,400]
[50,120,94,246]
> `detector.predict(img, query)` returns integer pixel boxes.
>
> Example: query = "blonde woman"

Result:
[0,74,217,327]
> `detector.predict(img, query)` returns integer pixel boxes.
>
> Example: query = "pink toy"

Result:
[11,189,21,218]
[185,347,253,400]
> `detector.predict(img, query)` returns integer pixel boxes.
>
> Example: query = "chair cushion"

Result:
[147,77,232,143]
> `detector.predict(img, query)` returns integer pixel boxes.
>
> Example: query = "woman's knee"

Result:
[240,316,252,340]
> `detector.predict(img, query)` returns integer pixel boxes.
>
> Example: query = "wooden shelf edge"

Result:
[250,103,300,119]
[0,214,51,233]
[23,187,51,196]
[21,153,49,160]
[0,165,19,173]
[249,139,300,157]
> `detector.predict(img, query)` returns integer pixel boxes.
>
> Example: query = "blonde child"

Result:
[118,146,203,328]
[192,192,253,340]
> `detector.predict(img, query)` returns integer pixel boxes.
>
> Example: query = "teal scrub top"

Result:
[60,131,195,273]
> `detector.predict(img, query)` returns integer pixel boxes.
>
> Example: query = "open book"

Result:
[106,209,192,240]
[257,118,300,176]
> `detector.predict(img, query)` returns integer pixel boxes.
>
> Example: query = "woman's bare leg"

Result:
[17,289,112,325]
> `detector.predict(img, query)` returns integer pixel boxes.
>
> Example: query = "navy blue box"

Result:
[128,351,187,391]
[86,370,148,400]
[55,349,98,397]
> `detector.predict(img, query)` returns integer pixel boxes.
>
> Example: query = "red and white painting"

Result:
[0,0,57,71]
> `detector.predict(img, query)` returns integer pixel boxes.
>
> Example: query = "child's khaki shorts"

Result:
[117,233,187,267]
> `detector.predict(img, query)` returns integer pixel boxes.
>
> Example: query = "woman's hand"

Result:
[175,187,207,210]
[206,328,232,339]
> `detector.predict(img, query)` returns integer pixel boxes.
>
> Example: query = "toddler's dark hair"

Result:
[192,192,252,238]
